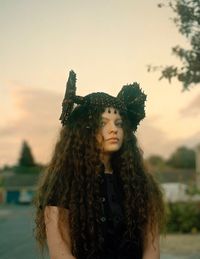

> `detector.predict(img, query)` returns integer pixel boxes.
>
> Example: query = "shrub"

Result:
[166,202,200,233]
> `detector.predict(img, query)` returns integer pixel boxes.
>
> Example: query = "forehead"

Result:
[101,107,122,119]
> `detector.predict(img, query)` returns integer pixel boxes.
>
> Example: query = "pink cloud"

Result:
[0,86,62,166]
[137,117,199,159]
[180,94,200,117]
[1,86,199,167]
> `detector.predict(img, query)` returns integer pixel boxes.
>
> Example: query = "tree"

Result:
[147,155,166,167]
[148,0,200,90]
[18,140,36,167]
[167,146,195,168]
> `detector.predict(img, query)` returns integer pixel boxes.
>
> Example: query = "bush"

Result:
[166,202,200,233]
[14,165,44,174]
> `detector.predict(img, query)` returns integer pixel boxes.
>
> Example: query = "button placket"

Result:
[100,216,106,222]
[100,197,106,202]
[98,172,109,228]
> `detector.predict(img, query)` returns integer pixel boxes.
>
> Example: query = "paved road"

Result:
[0,205,199,259]
[0,205,48,259]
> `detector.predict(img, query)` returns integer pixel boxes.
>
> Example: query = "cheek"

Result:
[98,128,107,141]
[96,130,105,144]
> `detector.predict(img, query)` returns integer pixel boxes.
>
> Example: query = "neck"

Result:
[100,153,112,173]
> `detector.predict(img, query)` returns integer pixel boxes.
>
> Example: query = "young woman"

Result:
[34,70,165,259]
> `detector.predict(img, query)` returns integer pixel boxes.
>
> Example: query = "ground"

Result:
[0,204,200,258]
[160,233,200,256]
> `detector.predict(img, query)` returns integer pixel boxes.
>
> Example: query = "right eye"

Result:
[115,121,123,127]
[100,121,106,127]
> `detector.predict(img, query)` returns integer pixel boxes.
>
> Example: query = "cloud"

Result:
[137,117,200,159]
[137,117,174,158]
[181,131,200,149]
[1,86,200,167]
[0,86,62,166]
[180,94,200,117]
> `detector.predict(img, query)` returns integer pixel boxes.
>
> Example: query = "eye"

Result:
[115,121,123,127]
[100,121,106,127]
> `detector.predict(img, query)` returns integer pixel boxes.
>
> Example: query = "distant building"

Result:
[161,183,188,202]
[0,168,41,204]
[150,143,200,202]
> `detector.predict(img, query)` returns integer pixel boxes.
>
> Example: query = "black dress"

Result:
[92,171,143,259]
[46,171,143,259]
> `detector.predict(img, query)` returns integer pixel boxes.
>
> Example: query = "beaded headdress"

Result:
[59,70,147,131]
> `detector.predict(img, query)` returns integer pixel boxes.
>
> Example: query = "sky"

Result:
[0,0,200,167]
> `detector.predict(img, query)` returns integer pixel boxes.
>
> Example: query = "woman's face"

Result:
[96,107,124,154]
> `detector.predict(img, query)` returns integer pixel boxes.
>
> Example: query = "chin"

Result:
[104,145,121,153]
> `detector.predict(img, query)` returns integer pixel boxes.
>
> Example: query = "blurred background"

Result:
[0,0,200,258]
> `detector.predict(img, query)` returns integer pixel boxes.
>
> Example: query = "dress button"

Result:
[100,197,106,202]
[100,217,106,222]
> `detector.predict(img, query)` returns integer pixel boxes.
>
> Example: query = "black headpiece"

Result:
[59,70,147,131]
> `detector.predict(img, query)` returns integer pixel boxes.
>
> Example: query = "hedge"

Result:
[166,201,200,233]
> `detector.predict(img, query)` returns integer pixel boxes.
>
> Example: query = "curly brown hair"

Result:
[34,105,165,257]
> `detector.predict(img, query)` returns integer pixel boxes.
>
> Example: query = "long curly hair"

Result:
[34,105,165,257]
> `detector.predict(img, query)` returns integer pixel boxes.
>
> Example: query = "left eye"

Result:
[116,121,123,127]
[100,121,106,127]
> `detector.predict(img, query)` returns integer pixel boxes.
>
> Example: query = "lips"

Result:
[107,138,119,142]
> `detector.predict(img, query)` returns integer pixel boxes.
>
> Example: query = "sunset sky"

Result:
[1,0,200,167]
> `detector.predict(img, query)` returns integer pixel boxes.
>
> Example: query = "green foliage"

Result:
[167,146,195,168]
[186,184,200,195]
[18,140,36,167]
[14,165,43,174]
[147,155,166,169]
[148,0,200,90]
[147,145,195,169]
[0,176,4,187]
[166,202,200,233]
[0,165,13,172]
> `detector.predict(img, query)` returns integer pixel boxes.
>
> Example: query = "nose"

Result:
[109,122,118,133]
